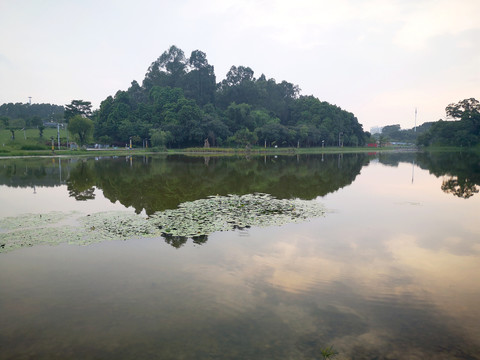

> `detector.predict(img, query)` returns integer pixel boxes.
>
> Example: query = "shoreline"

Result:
[0,145,422,158]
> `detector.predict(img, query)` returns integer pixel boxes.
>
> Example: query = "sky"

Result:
[0,0,478,132]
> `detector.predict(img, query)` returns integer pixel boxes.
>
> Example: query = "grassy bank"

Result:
[5,128,464,158]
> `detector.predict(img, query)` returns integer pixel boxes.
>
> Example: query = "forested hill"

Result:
[94,45,367,148]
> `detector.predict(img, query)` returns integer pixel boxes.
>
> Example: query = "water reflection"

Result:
[1,152,480,359]
[1,151,479,215]
[0,153,369,214]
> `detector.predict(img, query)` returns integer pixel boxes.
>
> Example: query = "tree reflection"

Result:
[66,160,96,200]
[416,151,480,199]
[441,177,479,199]
[85,154,369,215]
[162,234,189,248]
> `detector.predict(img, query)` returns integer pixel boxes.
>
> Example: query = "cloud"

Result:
[394,0,480,50]
[0,53,12,67]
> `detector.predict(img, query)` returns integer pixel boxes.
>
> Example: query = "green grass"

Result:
[0,127,67,151]
[0,128,419,157]
[173,145,414,156]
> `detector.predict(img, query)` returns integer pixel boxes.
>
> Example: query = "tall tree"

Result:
[446,98,480,121]
[65,100,92,122]
[184,50,216,105]
[68,115,93,145]
[144,45,187,89]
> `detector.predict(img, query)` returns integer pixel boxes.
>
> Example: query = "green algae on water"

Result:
[0,193,326,253]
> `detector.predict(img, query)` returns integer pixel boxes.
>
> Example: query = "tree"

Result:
[68,115,93,145]
[419,99,480,147]
[150,129,172,148]
[223,65,254,87]
[184,50,216,105]
[93,46,368,148]
[144,45,187,89]
[230,128,258,147]
[446,98,480,136]
[7,118,25,140]
[38,124,45,138]
[225,102,254,132]
[0,116,8,129]
[381,124,401,136]
[255,123,291,147]
[446,98,480,121]
[65,100,92,122]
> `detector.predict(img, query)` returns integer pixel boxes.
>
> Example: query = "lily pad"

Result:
[0,194,325,253]
[148,193,325,238]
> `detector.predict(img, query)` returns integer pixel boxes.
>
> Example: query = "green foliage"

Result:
[418,98,480,147]
[64,100,92,122]
[230,128,258,147]
[6,118,26,140]
[150,129,171,148]
[20,144,49,150]
[0,102,64,125]
[381,124,401,137]
[319,345,338,359]
[90,45,367,148]
[68,115,93,145]
[8,153,366,215]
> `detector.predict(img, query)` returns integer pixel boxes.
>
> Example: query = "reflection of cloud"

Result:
[386,234,480,320]
[251,237,343,293]
[203,213,480,355]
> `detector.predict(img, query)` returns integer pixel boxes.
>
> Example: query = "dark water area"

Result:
[1,151,480,359]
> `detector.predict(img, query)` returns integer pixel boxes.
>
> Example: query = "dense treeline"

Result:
[373,98,480,148]
[0,102,64,123]
[0,103,64,128]
[0,102,65,141]
[377,122,434,144]
[94,45,367,148]
[417,98,480,147]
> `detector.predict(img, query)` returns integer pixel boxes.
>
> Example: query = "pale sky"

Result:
[1,0,478,131]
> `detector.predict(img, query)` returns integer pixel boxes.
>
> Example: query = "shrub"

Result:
[20,144,49,150]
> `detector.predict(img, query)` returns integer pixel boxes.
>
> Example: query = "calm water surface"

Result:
[1,152,479,359]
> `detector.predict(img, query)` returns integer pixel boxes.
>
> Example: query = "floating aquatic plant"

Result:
[319,345,339,359]
[0,193,325,253]
[148,193,325,238]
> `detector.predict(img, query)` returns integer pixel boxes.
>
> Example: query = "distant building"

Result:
[370,126,382,135]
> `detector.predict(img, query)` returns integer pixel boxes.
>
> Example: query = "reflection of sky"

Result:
[1,159,480,358]
[200,161,480,355]
[0,185,137,218]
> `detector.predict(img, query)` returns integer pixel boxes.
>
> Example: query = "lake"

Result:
[1,151,479,359]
